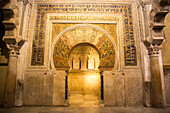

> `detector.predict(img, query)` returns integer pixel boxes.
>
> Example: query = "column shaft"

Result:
[3,54,18,107]
[149,46,165,108]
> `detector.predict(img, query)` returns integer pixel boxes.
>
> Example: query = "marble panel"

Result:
[125,76,143,106]
[68,71,101,97]
[104,71,116,106]
[115,74,125,106]
[53,71,65,106]
[24,71,66,106]
[84,74,101,96]
[24,74,44,105]
[164,69,170,106]
[68,74,84,95]
[43,72,53,105]
[68,71,101,106]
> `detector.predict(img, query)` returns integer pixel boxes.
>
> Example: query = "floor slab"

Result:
[0,107,170,113]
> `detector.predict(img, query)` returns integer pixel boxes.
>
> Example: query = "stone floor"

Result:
[0,107,170,113]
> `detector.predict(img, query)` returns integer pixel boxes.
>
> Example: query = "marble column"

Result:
[149,44,165,108]
[81,56,88,70]
[80,56,85,70]
[3,45,18,107]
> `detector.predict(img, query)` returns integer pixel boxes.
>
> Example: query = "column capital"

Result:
[3,38,25,56]
[141,2,146,10]
[17,0,29,5]
[137,0,144,8]
[8,44,19,56]
[148,44,161,57]
[137,0,151,8]
[65,70,69,75]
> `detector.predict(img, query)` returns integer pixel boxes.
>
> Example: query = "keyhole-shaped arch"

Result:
[52,24,117,71]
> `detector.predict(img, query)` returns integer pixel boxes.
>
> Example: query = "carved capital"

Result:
[17,0,29,5]
[3,38,25,56]
[148,44,161,57]
[8,44,19,56]
[99,71,103,75]
[141,3,146,11]
[65,70,69,75]
[137,0,151,8]
[137,0,144,8]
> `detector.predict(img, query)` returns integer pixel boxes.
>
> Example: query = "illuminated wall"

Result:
[24,1,143,106]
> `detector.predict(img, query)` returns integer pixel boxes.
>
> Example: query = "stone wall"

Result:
[164,69,170,106]
[161,13,170,107]
[23,69,143,107]
[24,71,52,105]
[23,70,65,106]
[104,69,143,106]
[23,0,144,107]
[162,13,170,66]
[53,71,65,106]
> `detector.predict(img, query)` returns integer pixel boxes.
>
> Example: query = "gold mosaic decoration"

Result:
[53,26,115,68]
[53,38,70,68]
[51,23,117,49]
[31,3,137,66]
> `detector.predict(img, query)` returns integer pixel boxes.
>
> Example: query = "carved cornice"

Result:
[2,0,31,40]
[2,1,19,41]
[148,0,169,49]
